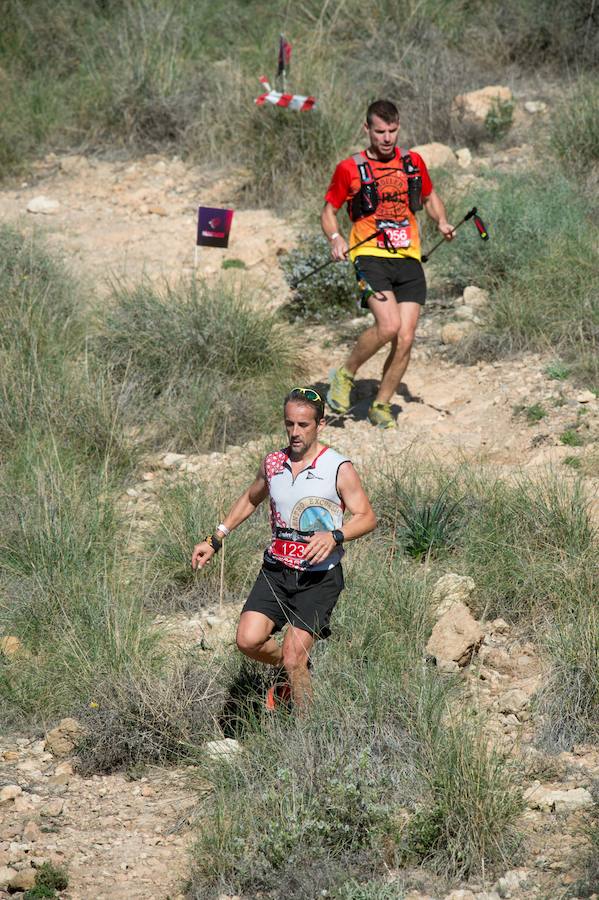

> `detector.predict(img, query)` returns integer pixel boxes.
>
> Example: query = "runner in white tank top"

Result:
[191,388,377,711]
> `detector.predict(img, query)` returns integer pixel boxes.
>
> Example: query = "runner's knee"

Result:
[376,322,401,343]
[283,644,311,672]
[398,328,416,349]
[236,629,267,655]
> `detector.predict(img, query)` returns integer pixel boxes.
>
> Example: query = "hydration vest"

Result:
[348,148,423,221]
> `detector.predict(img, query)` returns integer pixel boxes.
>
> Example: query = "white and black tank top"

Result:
[263,446,350,571]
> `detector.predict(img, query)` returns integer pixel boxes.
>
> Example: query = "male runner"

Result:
[322,99,455,429]
[191,388,376,710]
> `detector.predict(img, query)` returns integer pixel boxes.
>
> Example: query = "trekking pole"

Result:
[290,229,385,288]
[421,207,488,263]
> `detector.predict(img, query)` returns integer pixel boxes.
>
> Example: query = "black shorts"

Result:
[241,559,344,639]
[354,255,427,307]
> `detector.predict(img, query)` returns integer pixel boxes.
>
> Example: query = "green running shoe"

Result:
[368,401,396,429]
[327,366,355,414]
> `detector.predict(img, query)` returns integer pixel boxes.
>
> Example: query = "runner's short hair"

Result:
[366,99,399,126]
[284,388,325,422]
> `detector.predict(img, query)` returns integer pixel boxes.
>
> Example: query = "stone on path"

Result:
[576,390,595,403]
[27,195,60,215]
[455,148,472,168]
[426,601,484,667]
[0,785,22,804]
[524,101,547,114]
[45,717,86,757]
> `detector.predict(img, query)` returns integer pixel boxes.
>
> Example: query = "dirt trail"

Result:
[1,152,598,900]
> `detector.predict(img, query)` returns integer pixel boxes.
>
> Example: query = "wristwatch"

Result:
[331,529,344,545]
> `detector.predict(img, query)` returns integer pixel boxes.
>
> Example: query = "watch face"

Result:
[332,529,344,545]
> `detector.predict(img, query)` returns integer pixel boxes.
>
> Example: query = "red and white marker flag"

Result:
[255,76,316,111]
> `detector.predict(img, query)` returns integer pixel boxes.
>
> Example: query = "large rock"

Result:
[452,85,513,135]
[0,785,22,805]
[426,601,484,667]
[411,142,458,169]
[432,574,476,618]
[523,783,593,813]
[44,717,85,757]
[0,867,18,891]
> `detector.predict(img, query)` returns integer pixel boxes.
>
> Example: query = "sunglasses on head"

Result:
[290,387,324,404]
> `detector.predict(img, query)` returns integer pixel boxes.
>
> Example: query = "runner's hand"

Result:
[192,541,215,570]
[330,235,349,261]
[304,531,336,564]
[438,221,455,241]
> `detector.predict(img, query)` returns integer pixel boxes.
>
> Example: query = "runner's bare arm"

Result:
[423,189,454,240]
[303,462,377,564]
[321,202,349,261]
[191,465,269,570]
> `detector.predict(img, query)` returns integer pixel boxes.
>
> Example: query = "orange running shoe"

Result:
[265,680,292,711]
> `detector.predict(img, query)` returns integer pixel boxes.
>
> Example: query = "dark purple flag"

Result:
[197,207,234,248]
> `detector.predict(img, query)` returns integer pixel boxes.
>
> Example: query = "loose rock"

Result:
[44,717,85,757]
[432,574,476,617]
[204,739,243,760]
[523,783,593,812]
[27,195,60,215]
[463,286,490,308]
[0,785,22,804]
[9,866,37,891]
[426,601,484,666]
[441,322,476,344]
[0,635,22,657]
[411,142,458,169]
[452,85,513,135]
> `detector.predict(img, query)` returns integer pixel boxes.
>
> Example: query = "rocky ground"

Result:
[1,86,598,899]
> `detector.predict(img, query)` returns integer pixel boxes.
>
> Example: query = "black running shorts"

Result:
[354,255,427,307]
[241,558,345,639]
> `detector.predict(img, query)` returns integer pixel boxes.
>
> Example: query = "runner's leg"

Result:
[236,611,283,666]
[345,290,401,375]
[282,625,315,710]
[375,301,421,403]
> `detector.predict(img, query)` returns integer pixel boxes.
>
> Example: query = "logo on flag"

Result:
[197,206,234,248]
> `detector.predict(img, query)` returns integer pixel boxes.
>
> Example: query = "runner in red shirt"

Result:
[322,99,455,429]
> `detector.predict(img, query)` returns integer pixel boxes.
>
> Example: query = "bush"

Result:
[551,78,599,171]
[537,600,599,749]
[74,656,225,774]
[190,551,523,896]
[96,276,304,450]
[438,169,599,388]
[281,233,357,322]
[147,478,268,609]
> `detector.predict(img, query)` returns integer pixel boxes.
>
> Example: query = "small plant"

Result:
[24,862,69,899]
[280,233,356,322]
[564,455,582,469]
[523,403,547,424]
[485,98,514,140]
[222,258,246,269]
[560,429,584,446]
[545,361,570,380]
[551,78,599,169]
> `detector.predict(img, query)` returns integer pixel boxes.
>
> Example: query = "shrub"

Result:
[485,98,514,140]
[190,551,522,896]
[96,276,304,450]
[74,656,225,774]
[281,233,357,322]
[537,601,599,749]
[439,169,599,388]
[551,78,599,171]
[24,863,69,899]
[146,478,268,609]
